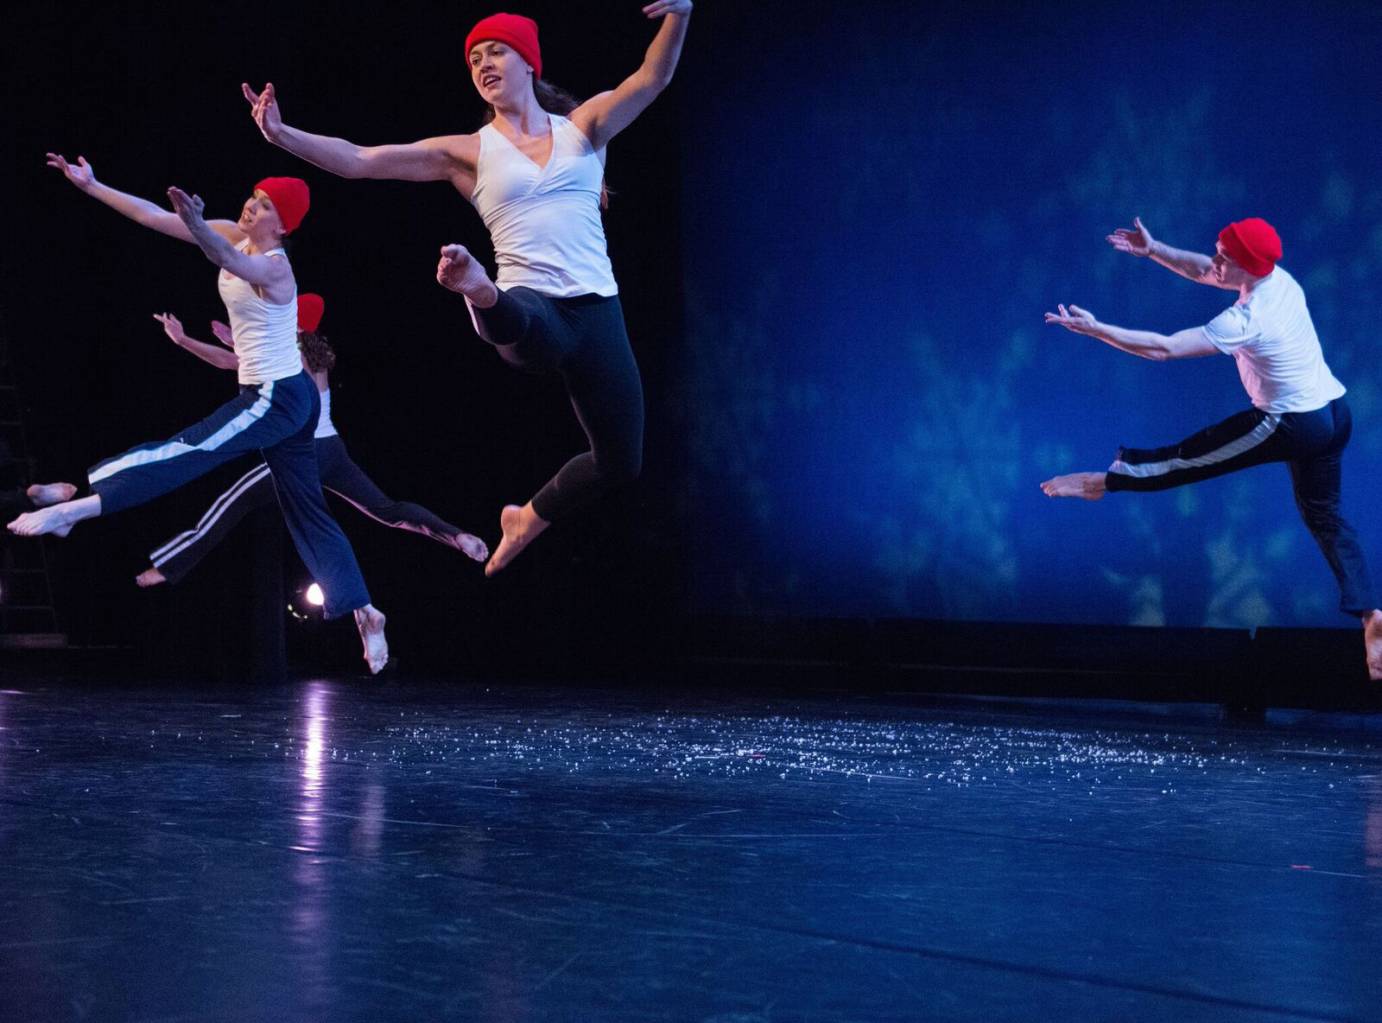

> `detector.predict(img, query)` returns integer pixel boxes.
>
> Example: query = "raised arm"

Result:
[1107,217,1235,290]
[568,2,693,151]
[167,188,293,302]
[153,313,239,371]
[46,154,243,245]
[242,83,475,185]
[1044,303,1218,361]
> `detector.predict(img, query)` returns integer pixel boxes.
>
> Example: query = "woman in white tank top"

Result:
[243,3,693,578]
[12,158,389,673]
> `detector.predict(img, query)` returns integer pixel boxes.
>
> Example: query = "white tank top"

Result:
[469,114,618,298]
[218,242,303,385]
[314,386,338,439]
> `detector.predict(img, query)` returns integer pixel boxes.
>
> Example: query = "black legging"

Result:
[470,287,643,522]
[149,434,467,586]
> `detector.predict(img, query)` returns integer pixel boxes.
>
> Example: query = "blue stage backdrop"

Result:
[679,3,1382,628]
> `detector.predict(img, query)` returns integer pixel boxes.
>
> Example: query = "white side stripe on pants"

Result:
[90,381,275,487]
[1109,414,1281,478]
[150,462,274,566]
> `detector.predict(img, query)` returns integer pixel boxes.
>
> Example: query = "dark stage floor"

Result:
[3,675,1381,1022]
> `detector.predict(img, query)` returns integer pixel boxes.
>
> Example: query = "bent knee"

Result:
[594,448,642,486]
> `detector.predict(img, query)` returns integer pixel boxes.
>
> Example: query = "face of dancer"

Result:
[237,189,286,242]
[1211,242,1257,287]
[468,40,533,105]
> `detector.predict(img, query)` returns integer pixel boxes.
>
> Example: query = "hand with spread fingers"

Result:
[241,82,284,143]
[46,152,96,191]
[642,0,693,17]
[1044,303,1100,336]
[166,187,207,232]
[1107,216,1155,258]
[153,312,189,346]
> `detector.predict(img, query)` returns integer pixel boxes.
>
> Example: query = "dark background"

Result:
[6,0,689,678]
[6,2,1382,683]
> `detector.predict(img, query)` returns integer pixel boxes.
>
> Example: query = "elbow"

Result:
[636,66,673,94]
[348,147,386,180]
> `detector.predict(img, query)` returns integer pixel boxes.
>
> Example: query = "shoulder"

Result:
[1203,301,1253,349]
[262,249,294,280]
[557,112,599,154]
[403,133,481,170]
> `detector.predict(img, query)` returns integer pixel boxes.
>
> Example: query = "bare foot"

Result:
[8,494,100,536]
[1364,610,1382,681]
[9,506,76,537]
[436,244,498,308]
[452,531,490,563]
[27,482,78,508]
[1040,472,1107,500]
[485,503,549,578]
[136,566,167,588]
[354,605,389,675]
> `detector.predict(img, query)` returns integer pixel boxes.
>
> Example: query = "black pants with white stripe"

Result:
[89,372,371,619]
[150,434,466,586]
[1107,397,1374,615]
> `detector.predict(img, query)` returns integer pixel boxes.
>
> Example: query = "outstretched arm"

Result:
[1107,217,1235,290]
[569,2,693,150]
[242,83,474,184]
[167,188,292,300]
[1044,303,1218,361]
[46,154,243,245]
[154,313,240,371]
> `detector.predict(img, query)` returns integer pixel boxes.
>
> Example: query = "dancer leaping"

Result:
[10,154,388,673]
[1043,216,1382,680]
[137,296,488,588]
[243,2,692,575]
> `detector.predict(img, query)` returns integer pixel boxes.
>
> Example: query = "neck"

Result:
[492,87,547,134]
[243,229,283,255]
[1239,270,1270,300]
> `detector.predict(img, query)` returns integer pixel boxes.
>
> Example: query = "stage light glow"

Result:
[288,581,328,622]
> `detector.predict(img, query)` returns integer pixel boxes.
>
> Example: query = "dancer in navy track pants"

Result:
[136,295,488,589]
[9,155,388,673]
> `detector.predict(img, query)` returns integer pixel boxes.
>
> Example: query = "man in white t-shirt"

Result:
[1042,216,1382,680]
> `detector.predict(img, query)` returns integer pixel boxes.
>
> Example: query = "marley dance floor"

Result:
[2,674,1381,1022]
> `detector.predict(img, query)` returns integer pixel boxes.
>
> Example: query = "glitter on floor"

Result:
[2,676,1380,1022]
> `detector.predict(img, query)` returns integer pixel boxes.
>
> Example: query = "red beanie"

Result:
[254,176,310,235]
[1218,218,1282,277]
[466,13,542,79]
[297,293,325,333]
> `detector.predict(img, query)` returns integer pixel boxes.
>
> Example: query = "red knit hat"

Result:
[254,176,310,235]
[1218,218,1282,277]
[297,293,325,333]
[466,13,542,79]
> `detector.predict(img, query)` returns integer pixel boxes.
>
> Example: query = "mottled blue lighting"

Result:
[681,4,1382,628]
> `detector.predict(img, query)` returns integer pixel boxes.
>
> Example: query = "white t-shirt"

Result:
[468,114,618,298]
[1201,265,1345,413]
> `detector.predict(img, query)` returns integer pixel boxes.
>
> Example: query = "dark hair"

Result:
[297,331,336,375]
[483,78,611,209]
